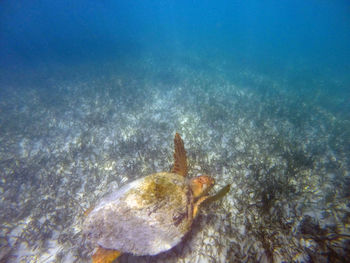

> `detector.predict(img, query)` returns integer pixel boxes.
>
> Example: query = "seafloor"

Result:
[0,56,349,263]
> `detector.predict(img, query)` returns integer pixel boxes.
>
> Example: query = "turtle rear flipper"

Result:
[171,133,188,177]
[92,246,121,263]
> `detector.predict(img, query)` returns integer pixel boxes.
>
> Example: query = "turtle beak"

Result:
[201,176,215,191]
[190,175,215,198]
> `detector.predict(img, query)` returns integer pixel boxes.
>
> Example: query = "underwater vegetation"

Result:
[299,215,350,262]
[0,59,349,262]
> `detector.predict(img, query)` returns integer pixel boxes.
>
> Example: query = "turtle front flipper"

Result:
[92,246,121,263]
[193,184,231,218]
[203,184,231,205]
[193,195,209,218]
[190,175,215,218]
[171,133,188,177]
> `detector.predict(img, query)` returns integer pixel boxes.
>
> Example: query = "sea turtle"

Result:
[83,133,229,263]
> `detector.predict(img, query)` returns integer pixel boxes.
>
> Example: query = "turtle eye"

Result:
[199,175,215,187]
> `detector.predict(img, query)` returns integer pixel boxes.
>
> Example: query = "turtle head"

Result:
[190,175,215,198]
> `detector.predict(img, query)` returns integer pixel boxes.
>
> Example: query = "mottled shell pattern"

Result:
[83,171,195,255]
[83,133,200,257]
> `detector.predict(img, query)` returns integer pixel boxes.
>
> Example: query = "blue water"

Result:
[1,0,349,77]
[0,1,350,262]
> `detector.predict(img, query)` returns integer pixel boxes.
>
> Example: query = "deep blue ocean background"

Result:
[1,1,350,262]
[2,0,350,85]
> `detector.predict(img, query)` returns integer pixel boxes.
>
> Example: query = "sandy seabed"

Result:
[0,57,349,263]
